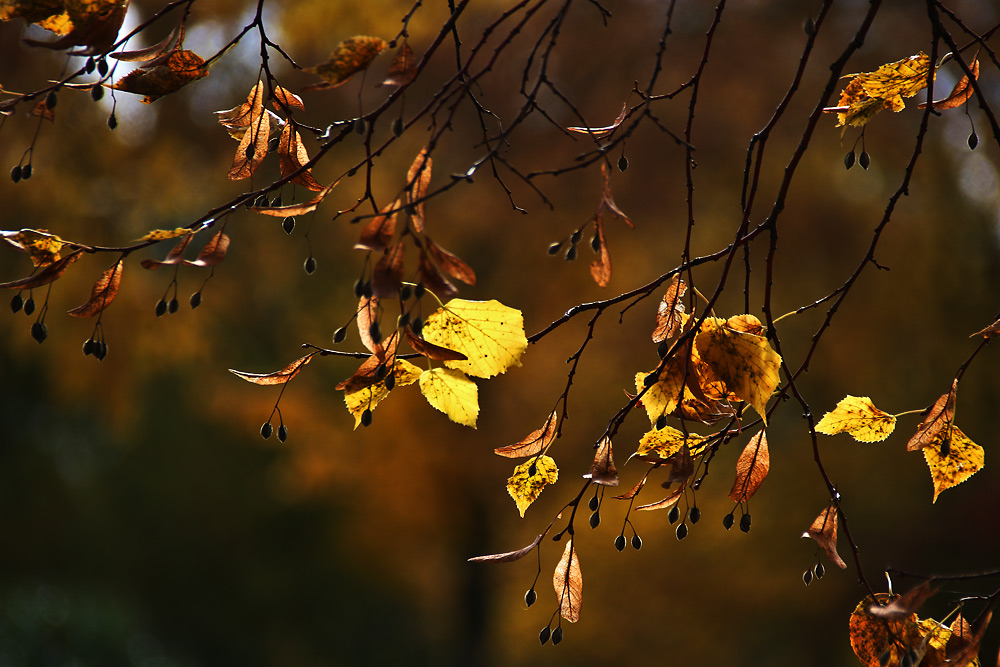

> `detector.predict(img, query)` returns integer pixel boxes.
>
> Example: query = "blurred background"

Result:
[1,0,999,665]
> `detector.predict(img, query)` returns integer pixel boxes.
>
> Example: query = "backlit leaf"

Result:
[612,473,648,500]
[336,334,400,394]
[12,0,128,55]
[945,611,991,667]
[495,411,558,458]
[907,381,957,452]
[802,504,847,569]
[468,533,545,564]
[418,367,479,428]
[403,329,466,362]
[694,319,781,422]
[0,249,83,289]
[425,238,476,286]
[111,48,207,103]
[406,148,431,233]
[185,231,229,267]
[417,250,458,300]
[728,430,769,503]
[651,276,686,343]
[381,40,416,87]
[111,20,184,64]
[2,229,65,267]
[141,232,194,269]
[636,485,684,512]
[248,181,338,217]
[633,426,707,462]
[866,581,937,620]
[343,359,421,429]
[371,240,406,298]
[30,98,54,122]
[277,124,324,191]
[229,353,314,386]
[421,299,527,379]
[552,540,582,623]
[849,594,914,667]
[139,227,190,242]
[355,199,399,252]
[919,58,979,110]
[815,396,896,442]
[357,295,382,354]
[303,35,388,91]
[507,455,558,517]
[922,425,983,503]
[590,214,611,287]
[67,257,124,317]
[584,436,619,486]
[227,81,268,180]
[272,85,304,111]
[824,52,932,127]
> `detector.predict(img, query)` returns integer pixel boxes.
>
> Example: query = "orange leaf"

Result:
[970,315,1000,339]
[140,232,193,269]
[111,48,208,103]
[468,533,545,563]
[381,40,417,87]
[248,181,338,217]
[371,239,406,298]
[589,215,611,287]
[277,123,324,191]
[227,81,268,180]
[636,486,684,511]
[728,430,769,503]
[354,199,399,253]
[612,473,648,500]
[495,411,558,458]
[802,504,847,569]
[907,380,957,452]
[417,250,457,300]
[652,276,687,343]
[67,258,124,317]
[426,238,476,286]
[406,148,432,232]
[272,84,304,111]
[229,353,314,385]
[919,58,979,110]
[356,295,382,355]
[585,436,619,486]
[30,97,54,122]
[19,0,129,56]
[552,540,582,623]
[185,231,229,267]
[0,249,83,289]
[303,35,388,91]
[567,102,628,136]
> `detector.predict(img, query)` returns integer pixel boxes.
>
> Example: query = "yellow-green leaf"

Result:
[815,396,895,442]
[825,52,933,127]
[694,320,781,422]
[633,426,707,462]
[506,455,558,517]
[139,227,190,242]
[344,359,421,429]
[2,229,65,267]
[421,299,527,379]
[635,368,683,425]
[418,367,479,428]
[922,425,984,503]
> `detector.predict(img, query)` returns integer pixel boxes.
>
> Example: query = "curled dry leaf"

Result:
[468,532,545,563]
[141,232,193,269]
[111,20,184,64]
[406,148,432,233]
[495,411,558,458]
[111,48,208,103]
[567,102,628,136]
[380,40,417,87]
[815,395,896,442]
[184,231,229,267]
[970,315,1000,339]
[303,35,388,91]
[612,473,648,500]
[277,123,324,191]
[584,436,619,486]
[728,430,769,503]
[636,485,683,511]
[355,199,400,253]
[866,581,937,620]
[371,240,406,299]
[0,249,83,289]
[248,180,339,218]
[590,214,611,287]
[652,276,687,343]
[919,57,979,110]
[552,540,582,623]
[906,380,957,451]
[404,329,466,362]
[227,81,268,180]
[417,250,458,300]
[229,353,314,386]
[802,504,847,569]
[426,238,476,286]
[356,295,382,355]
[67,258,124,317]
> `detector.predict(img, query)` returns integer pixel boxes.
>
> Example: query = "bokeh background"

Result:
[1,0,999,665]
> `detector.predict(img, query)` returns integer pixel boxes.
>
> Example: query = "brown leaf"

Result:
[335,334,399,392]
[380,40,417,87]
[426,238,476,286]
[802,504,847,569]
[354,199,399,253]
[111,48,207,103]
[552,540,582,623]
[636,485,683,511]
[728,430,769,503]
[406,148,432,232]
[357,295,382,355]
[277,123,324,191]
[867,581,937,620]
[907,380,957,452]
[945,611,991,667]
[652,276,687,342]
[589,215,611,287]
[184,231,229,267]
[919,58,979,110]
[468,533,545,563]
[584,436,619,486]
[0,249,83,289]
[567,102,628,136]
[303,35,388,91]
[229,353,314,385]
[67,258,124,317]
[272,85,304,111]
[404,328,466,362]
[20,0,129,56]
[371,239,406,299]
[495,411,558,458]
[612,473,648,500]
[970,315,1000,339]
[664,443,694,487]
[140,232,193,269]
[30,98,54,122]
[599,161,632,228]
[111,21,184,64]
[227,81,268,180]
[417,250,458,300]
[2,228,66,267]
[248,180,338,217]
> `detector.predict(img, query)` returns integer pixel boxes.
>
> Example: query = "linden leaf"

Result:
[468,533,545,564]
[184,231,229,267]
[111,48,208,103]
[2,229,65,267]
[824,52,932,128]
[907,381,957,452]
[418,367,479,428]
[229,353,314,386]
[420,299,527,379]
[815,396,896,442]
[12,0,128,55]
[636,486,684,512]
[635,363,685,425]
[507,455,558,517]
[371,240,406,299]
[849,594,915,667]
[919,58,979,110]
[227,81,268,180]
[584,436,619,486]
[406,148,432,233]
[425,239,476,286]
[277,124,324,192]
[303,35,388,91]
[355,199,399,253]
[633,426,707,463]
[403,329,466,362]
[67,257,124,317]
[380,39,416,87]
[248,181,338,218]
[272,85,304,111]
[922,425,983,502]
[343,359,421,429]
[802,504,847,569]
[728,430,769,503]
[495,411,557,458]
[651,276,687,343]
[694,320,781,422]
[552,540,582,623]
[0,249,83,289]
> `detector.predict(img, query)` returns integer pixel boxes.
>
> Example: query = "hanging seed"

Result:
[155,299,167,317]
[527,463,537,477]
[21,164,31,179]
[10,293,23,313]
[590,235,601,253]
[803,570,813,586]
[392,117,404,137]
[844,151,856,170]
[260,422,273,439]
[91,85,104,101]
[303,256,317,274]
[551,627,563,645]
[414,283,426,299]
[689,506,701,524]
[400,284,413,301]
[361,408,373,427]
[740,512,752,533]
[333,327,347,343]
[82,338,95,356]
[277,424,288,442]
[411,317,423,336]
[354,118,366,135]
[168,298,179,314]
[282,217,295,234]
[655,415,667,430]
[45,91,58,109]
[547,241,563,255]
[614,535,626,552]
[618,155,628,172]
[95,341,108,360]
[969,132,979,150]
[565,245,577,261]
[668,505,680,524]
[524,589,536,607]
[589,511,600,529]
[85,58,96,73]
[859,151,871,170]
[369,321,382,344]
[271,195,283,208]
[30,321,47,343]
[570,229,582,245]
[723,512,735,530]
[23,297,35,315]
[190,292,202,309]
[398,312,410,328]
[589,496,599,512]
[814,562,825,579]
[879,649,892,667]
[385,373,396,391]
[10,165,22,183]
[539,627,551,646]
[675,522,688,540]
[631,534,642,550]
[643,371,658,387]
[254,194,269,207]
[353,279,365,297]
[108,113,118,130]
[97,58,108,77]
[657,340,669,358]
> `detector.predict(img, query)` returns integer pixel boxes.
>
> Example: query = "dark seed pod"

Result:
[392,117,403,137]
[668,505,680,525]
[361,408,373,427]
[190,292,202,309]
[570,228,583,245]
[589,495,599,512]
[844,151,856,170]
[97,58,108,77]
[740,512,752,533]
[267,136,280,153]
[21,164,31,180]
[547,241,562,255]
[260,422,273,439]
[413,283,426,299]
[723,512,735,530]
[525,588,536,607]
[527,463,537,477]
[384,373,396,391]
[10,293,23,313]
[400,284,413,301]
[589,511,600,529]
[969,132,979,150]
[155,299,167,317]
[803,570,813,586]
[398,312,410,328]
[45,90,58,109]
[277,424,288,442]
[347,168,357,178]
[91,85,104,101]
[859,151,871,170]
[271,195,283,208]
[168,298,179,314]
[369,321,382,345]
[85,58,96,73]
[618,155,628,172]
[565,245,577,261]
[82,338,95,356]
[689,506,701,524]
[901,649,917,667]
[539,627,551,646]
[676,522,688,540]
[411,317,423,336]
[655,415,667,430]
[631,534,642,550]
[374,364,388,382]
[940,438,950,458]
[691,479,701,491]
[355,118,366,135]
[23,297,35,315]
[657,340,669,358]
[254,194,269,207]
[108,113,118,130]
[615,535,626,552]
[10,165,22,183]
[282,217,295,234]
[551,627,563,645]
[98,341,109,360]
[30,321,47,343]
[333,327,347,343]
[879,648,892,667]
[303,257,317,274]
[814,562,825,579]
[353,279,365,297]
[590,235,601,253]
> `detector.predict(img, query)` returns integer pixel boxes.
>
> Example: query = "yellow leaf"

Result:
[694,319,781,423]
[506,455,558,517]
[2,229,65,267]
[343,359,421,429]
[634,426,707,461]
[635,368,683,424]
[922,425,984,503]
[825,52,933,128]
[139,227,190,242]
[418,367,479,428]
[421,299,527,379]
[815,395,896,442]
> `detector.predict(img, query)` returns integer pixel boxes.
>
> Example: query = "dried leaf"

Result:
[336,338,399,394]
[867,581,937,620]
[380,40,416,87]
[111,20,183,64]
[636,485,684,511]
[356,295,382,355]
[227,81,268,180]
[14,0,128,55]
[907,381,957,452]
[184,231,229,267]
[802,504,847,569]
[140,232,192,270]
[111,48,207,103]
[468,533,545,564]
[919,58,979,110]
[652,276,687,343]
[584,436,619,486]
[425,238,476,285]
[0,249,83,289]
[922,425,983,503]
[404,328,466,362]
[229,353,314,386]
[421,299,528,379]
[816,396,896,442]
[970,315,1000,339]
[343,358,421,429]
[567,102,628,136]
[371,240,406,299]
[272,84,304,111]
[824,52,932,127]
[418,367,479,428]
[728,430,769,503]
[849,594,914,667]
[694,320,781,423]
[30,98,54,121]
[612,474,647,500]
[138,227,190,242]
[2,229,65,267]
[248,181,338,217]
[406,148,432,233]
[945,611,991,667]
[67,258,124,317]
[599,161,632,227]
[507,455,558,517]
[355,200,399,253]
[589,214,611,287]
[552,540,582,623]
[417,250,458,300]
[495,411,558,458]
[277,123,324,191]
[303,35,388,91]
